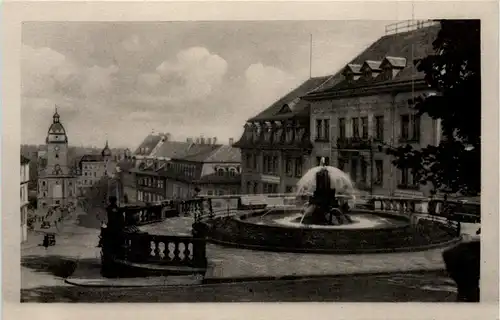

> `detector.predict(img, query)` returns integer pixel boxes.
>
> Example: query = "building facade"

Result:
[235,21,441,196]
[76,141,116,196]
[37,110,78,208]
[21,155,30,242]
[120,133,241,203]
[305,23,441,197]
[234,77,335,195]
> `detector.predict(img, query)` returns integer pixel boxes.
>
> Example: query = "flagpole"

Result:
[309,34,313,79]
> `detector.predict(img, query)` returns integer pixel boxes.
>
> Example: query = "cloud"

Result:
[21,44,119,100]
[135,46,228,102]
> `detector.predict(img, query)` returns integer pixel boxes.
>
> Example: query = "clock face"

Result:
[54,146,60,151]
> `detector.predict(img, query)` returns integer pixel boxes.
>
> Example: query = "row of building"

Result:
[32,21,442,217]
[234,21,442,198]
[117,133,241,206]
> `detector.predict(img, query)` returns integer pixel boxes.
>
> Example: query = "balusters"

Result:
[173,242,181,262]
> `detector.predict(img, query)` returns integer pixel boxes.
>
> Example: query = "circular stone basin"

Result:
[203,207,460,254]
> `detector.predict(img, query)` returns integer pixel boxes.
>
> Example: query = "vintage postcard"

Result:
[3,1,499,320]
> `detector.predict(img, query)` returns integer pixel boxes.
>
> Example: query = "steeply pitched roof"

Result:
[201,145,241,163]
[80,154,104,162]
[307,24,440,95]
[248,76,332,122]
[154,140,192,159]
[133,134,163,155]
[179,144,222,162]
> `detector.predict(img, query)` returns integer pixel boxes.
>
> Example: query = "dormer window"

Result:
[273,121,283,143]
[342,64,362,83]
[285,122,294,143]
[217,168,225,176]
[264,122,273,142]
[244,123,253,140]
[361,60,382,81]
[379,56,407,80]
[253,123,261,142]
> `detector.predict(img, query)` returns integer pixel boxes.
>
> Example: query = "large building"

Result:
[117,133,241,204]
[76,141,117,196]
[235,21,442,197]
[234,77,332,195]
[21,155,30,242]
[37,109,78,208]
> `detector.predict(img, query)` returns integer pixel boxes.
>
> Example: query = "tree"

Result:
[386,20,480,196]
[82,176,120,221]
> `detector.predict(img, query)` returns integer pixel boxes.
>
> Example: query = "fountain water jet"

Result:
[297,157,354,226]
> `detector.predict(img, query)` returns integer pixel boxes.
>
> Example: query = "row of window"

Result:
[137,190,165,202]
[244,124,307,144]
[245,182,287,194]
[138,176,165,189]
[246,154,304,178]
[215,167,240,176]
[316,114,420,142]
[39,180,73,187]
[206,189,238,196]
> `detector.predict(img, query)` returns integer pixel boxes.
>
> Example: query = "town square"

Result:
[19,19,482,303]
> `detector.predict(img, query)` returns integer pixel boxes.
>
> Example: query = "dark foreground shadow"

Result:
[21,255,101,279]
[22,271,459,303]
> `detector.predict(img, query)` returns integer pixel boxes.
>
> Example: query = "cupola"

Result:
[101,140,112,158]
[46,106,68,144]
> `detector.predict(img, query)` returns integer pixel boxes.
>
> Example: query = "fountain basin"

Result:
[202,208,461,254]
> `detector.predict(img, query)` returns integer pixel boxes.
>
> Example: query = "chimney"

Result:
[195,137,200,144]
[200,137,205,144]
[207,137,212,145]
[229,138,234,145]
[165,133,171,141]
[213,137,217,145]
[186,137,193,143]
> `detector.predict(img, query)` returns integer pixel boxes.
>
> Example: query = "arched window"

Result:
[229,168,236,177]
[217,168,225,176]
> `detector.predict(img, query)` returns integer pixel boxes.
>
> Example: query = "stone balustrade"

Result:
[122,233,207,268]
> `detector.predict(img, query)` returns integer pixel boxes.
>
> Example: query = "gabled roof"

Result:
[383,56,407,68]
[343,64,362,74]
[248,76,331,122]
[154,140,193,159]
[202,145,241,163]
[306,24,440,96]
[80,154,104,162]
[362,60,382,71]
[133,134,163,155]
[179,144,222,162]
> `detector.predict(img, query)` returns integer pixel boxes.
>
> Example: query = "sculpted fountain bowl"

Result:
[201,165,461,254]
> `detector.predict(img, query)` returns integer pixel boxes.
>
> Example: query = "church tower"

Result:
[46,108,70,176]
[37,107,77,208]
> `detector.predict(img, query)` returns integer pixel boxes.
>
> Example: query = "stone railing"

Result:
[121,201,178,226]
[121,233,207,269]
[369,196,481,223]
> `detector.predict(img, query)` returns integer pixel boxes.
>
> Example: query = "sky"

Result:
[21,21,393,149]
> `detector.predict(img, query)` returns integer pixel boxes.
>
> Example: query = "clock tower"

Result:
[37,107,77,208]
[46,108,70,176]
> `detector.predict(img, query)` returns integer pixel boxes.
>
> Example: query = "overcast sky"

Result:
[21,21,392,149]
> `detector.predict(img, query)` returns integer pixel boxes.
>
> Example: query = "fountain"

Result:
[200,159,461,254]
[299,158,353,226]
